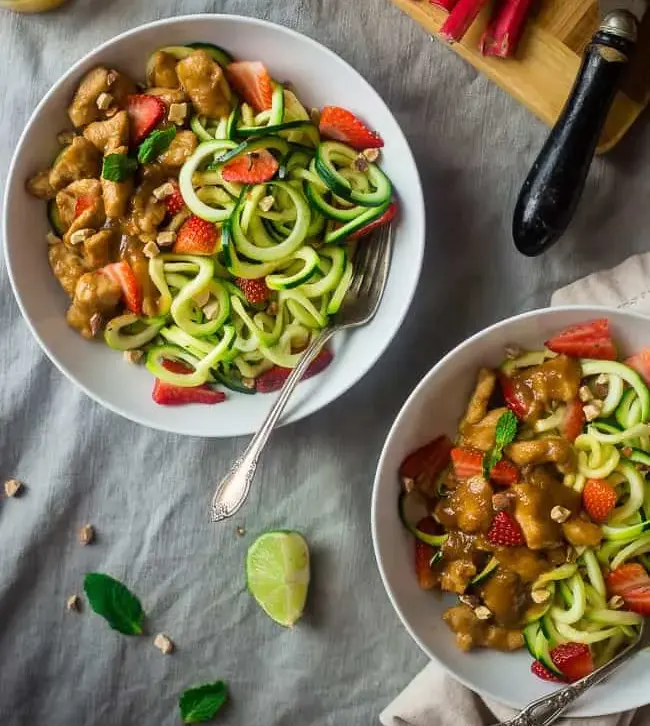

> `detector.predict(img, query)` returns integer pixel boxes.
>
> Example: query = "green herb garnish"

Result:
[179,681,228,723]
[102,153,138,182]
[483,410,518,478]
[83,572,145,635]
[137,126,176,164]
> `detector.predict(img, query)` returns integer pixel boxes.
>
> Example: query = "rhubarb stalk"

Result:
[429,0,459,10]
[439,0,491,43]
[479,0,535,57]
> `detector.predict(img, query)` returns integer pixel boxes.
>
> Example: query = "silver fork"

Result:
[495,621,649,726]
[210,223,394,523]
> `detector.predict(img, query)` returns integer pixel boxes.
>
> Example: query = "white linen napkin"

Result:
[381,253,650,726]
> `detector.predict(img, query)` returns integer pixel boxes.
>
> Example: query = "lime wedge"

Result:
[246,530,310,627]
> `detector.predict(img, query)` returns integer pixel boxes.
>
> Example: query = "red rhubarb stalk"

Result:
[429,0,459,10]
[440,0,491,43]
[479,0,535,57]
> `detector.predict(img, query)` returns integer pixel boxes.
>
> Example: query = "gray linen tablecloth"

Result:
[3,1,650,724]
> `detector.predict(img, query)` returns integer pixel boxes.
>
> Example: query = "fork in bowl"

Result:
[210,222,394,522]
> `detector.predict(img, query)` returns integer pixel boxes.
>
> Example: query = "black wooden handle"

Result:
[512,27,636,257]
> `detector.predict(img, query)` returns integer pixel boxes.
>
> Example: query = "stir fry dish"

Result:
[399,319,650,683]
[26,43,397,404]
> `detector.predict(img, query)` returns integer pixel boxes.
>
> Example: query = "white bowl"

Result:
[3,15,424,437]
[372,306,650,717]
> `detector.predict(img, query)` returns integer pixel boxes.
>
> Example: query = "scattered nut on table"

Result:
[66,595,81,612]
[78,524,95,545]
[153,633,174,654]
[236,525,246,537]
[4,479,23,497]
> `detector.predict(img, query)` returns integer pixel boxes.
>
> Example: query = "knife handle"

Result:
[512,11,638,257]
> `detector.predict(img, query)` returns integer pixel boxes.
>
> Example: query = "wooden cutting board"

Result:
[390,0,650,152]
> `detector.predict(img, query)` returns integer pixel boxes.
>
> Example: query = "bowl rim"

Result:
[371,304,650,716]
[2,13,425,437]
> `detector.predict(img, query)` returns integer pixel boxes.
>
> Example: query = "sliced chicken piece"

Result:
[147,51,180,88]
[48,242,86,297]
[66,271,121,338]
[492,546,550,583]
[83,110,129,154]
[58,179,105,244]
[128,180,166,234]
[505,437,575,469]
[443,604,524,652]
[26,170,56,200]
[68,67,136,127]
[562,517,603,548]
[48,137,101,191]
[147,87,188,107]
[176,50,231,118]
[435,476,494,534]
[479,569,527,627]
[82,229,117,269]
[440,560,476,595]
[461,368,497,426]
[158,130,198,169]
[102,176,133,219]
[459,406,508,452]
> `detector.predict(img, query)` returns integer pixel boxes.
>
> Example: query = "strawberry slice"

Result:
[606,563,650,597]
[152,379,226,406]
[545,319,616,360]
[498,372,530,419]
[487,511,525,547]
[162,359,193,374]
[100,261,142,315]
[625,348,650,386]
[234,277,270,304]
[550,643,594,682]
[74,194,95,218]
[164,181,185,215]
[348,201,398,240]
[531,660,565,683]
[173,215,219,255]
[126,94,167,144]
[226,61,273,112]
[319,106,384,150]
[450,447,519,486]
[621,584,650,614]
[561,399,585,443]
[415,516,440,590]
[582,478,617,523]
[255,348,333,393]
[222,149,279,184]
[400,435,453,483]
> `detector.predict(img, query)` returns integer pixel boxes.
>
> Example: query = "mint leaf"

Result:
[495,410,518,448]
[102,153,138,182]
[83,572,144,635]
[137,126,176,164]
[483,410,518,478]
[179,681,228,723]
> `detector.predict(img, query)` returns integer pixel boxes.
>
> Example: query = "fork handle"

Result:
[210,326,337,522]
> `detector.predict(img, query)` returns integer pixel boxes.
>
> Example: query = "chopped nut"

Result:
[203,300,221,321]
[310,107,320,126]
[143,241,160,259]
[608,595,624,610]
[492,492,512,512]
[578,385,594,403]
[193,289,210,308]
[236,526,246,537]
[156,230,177,248]
[106,70,117,87]
[353,154,369,172]
[550,505,571,523]
[78,524,95,545]
[459,594,480,608]
[168,102,188,125]
[474,605,492,621]
[595,374,609,386]
[362,148,380,163]
[593,374,609,398]
[266,301,279,316]
[153,182,175,200]
[57,129,76,146]
[242,377,256,390]
[153,633,174,654]
[66,595,81,612]
[583,400,603,422]
[46,232,61,245]
[504,344,523,360]
[96,92,114,111]
[123,350,143,364]
[4,479,23,497]
[89,313,104,338]
[258,195,275,213]
[531,589,551,604]
[401,476,415,493]
[69,228,94,245]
